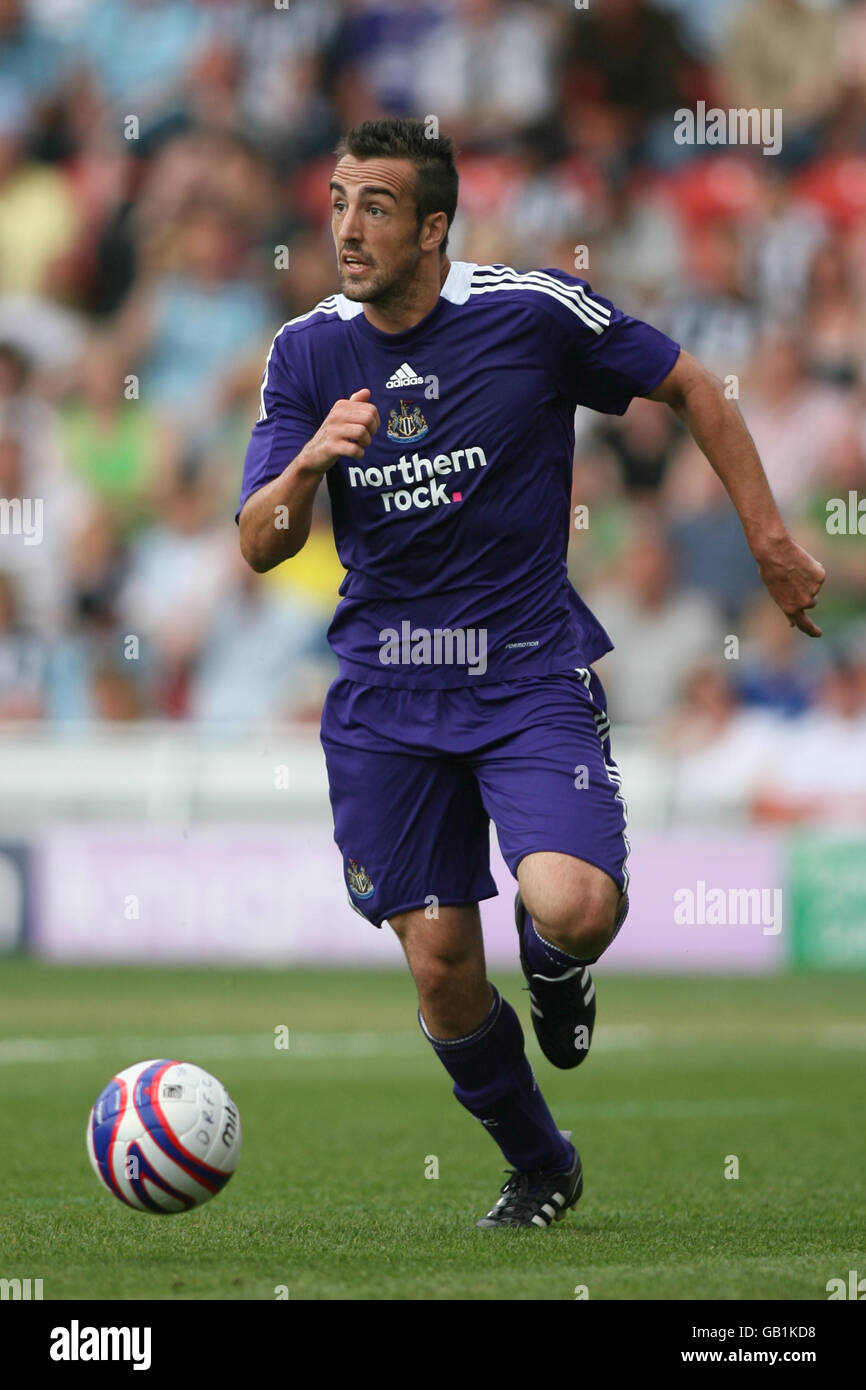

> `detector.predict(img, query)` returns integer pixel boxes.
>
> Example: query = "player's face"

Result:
[330,156,424,303]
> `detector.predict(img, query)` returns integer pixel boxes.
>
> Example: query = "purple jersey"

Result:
[238,261,680,687]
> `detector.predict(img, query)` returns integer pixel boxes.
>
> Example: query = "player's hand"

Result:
[299,389,380,474]
[755,533,826,637]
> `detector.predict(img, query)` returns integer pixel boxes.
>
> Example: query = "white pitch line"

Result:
[0,1026,652,1066]
[562,1097,796,1121]
[0,1033,415,1064]
[819,1023,866,1047]
[0,1021,862,1067]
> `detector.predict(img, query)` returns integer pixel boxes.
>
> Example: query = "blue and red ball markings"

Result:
[89,1075,139,1208]
[124,1139,197,1213]
[89,1060,231,1211]
[131,1060,232,1195]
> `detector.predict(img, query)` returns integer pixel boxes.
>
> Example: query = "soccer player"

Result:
[237,119,824,1228]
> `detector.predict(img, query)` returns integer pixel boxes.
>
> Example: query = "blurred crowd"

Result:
[1,0,865,816]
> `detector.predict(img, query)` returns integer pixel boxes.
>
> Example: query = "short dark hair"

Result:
[335,118,459,255]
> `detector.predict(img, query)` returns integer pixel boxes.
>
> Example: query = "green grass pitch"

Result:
[1,960,864,1301]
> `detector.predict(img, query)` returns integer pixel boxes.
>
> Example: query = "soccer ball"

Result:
[86,1059,241,1213]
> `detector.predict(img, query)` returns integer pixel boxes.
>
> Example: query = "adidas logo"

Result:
[386,361,423,389]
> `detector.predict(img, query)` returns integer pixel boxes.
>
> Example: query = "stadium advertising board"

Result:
[789,833,866,969]
[32,824,793,971]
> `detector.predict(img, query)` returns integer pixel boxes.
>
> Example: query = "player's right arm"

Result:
[238,388,379,572]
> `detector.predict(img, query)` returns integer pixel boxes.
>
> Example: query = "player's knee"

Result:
[534,891,623,961]
[559,910,616,960]
[390,905,483,986]
[411,950,480,1005]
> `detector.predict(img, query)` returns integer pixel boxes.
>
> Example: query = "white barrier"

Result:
[0,722,720,829]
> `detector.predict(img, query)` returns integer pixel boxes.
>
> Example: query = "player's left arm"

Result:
[645,348,826,637]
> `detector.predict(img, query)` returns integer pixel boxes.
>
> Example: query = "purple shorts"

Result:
[320,666,630,928]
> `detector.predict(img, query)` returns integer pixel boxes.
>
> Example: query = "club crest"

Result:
[387,400,428,443]
[346,858,374,898]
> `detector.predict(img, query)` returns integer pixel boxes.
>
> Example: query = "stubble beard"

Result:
[338,242,422,310]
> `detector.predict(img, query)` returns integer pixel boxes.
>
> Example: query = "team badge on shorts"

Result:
[346,858,374,899]
[387,400,428,443]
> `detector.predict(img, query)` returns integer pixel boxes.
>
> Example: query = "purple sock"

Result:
[419,986,573,1172]
[521,893,629,975]
[522,917,589,975]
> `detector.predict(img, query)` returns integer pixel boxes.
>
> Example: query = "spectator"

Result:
[501,123,596,271]
[234,0,343,159]
[754,654,866,822]
[0,81,80,296]
[585,524,723,725]
[746,170,827,324]
[652,0,750,61]
[329,2,445,124]
[801,238,866,388]
[117,469,236,715]
[191,551,335,726]
[411,0,558,148]
[595,173,684,314]
[736,594,820,717]
[0,341,65,475]
[656,219,760,379]
[76,0,213,127]
[0,429,88,639]
[0,570,45,718]
[659,661,782,824]
[0,0,64,108]
[60,331,179,532]
[580,394,683,498]
[90,662,145,720]
[720,0,839,154]
[566,0,704,167]
[115,198,271,439]
[736,328,861,512]
[660,436,765,622]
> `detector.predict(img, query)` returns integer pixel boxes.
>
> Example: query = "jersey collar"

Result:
[349,261,477,345]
